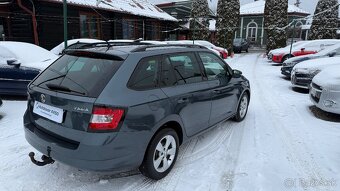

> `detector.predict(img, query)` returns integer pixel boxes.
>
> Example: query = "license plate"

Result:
[33,101,64,123]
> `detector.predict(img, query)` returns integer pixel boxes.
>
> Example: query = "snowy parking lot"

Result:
[1,53,339,191]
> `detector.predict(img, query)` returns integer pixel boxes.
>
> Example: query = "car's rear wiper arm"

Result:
[35,74,67,87]
[46,83,85,95]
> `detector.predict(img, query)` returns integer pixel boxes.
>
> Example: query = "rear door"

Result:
[160,52,212,137]
[27,53,123,140]
[198,52,239,125]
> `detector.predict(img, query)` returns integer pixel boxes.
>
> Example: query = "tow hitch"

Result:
[29,146,55,166]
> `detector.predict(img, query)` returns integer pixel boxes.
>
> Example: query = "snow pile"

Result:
[240,0,309,15]
[50,0,177,21]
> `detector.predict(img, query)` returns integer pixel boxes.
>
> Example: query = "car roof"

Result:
[66,44,211,59]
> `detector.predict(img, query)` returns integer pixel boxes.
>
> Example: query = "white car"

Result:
[270,39,340,63]
[182,40,229,59]
[291,57,340,89]
[166,40,222,58]
[0,41,58,95]
[51,38,105,55]
[109,39,166,45]
[310,65,340,114]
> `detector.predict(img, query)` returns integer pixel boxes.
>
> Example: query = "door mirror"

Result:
[301,48,305,51]
[232,69,242,78]
[7,59,21,67]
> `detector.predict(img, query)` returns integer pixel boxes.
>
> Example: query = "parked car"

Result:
[24,44,250,180]
[192,40,229,59]
[109,39,166,45]
[291,57,340,89]
[310,65,340,114]
[281,43,340,78]
[166,40,221,57]
[267,41,308,60]
[51,38,105,55]
[270,39,339,63]
[233,38,249,53]
[0,41,58,96]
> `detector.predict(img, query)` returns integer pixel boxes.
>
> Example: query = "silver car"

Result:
[310,65,340,114]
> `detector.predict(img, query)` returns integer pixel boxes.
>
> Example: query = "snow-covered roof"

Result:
[48,0,177,21]
[240,0,309,16]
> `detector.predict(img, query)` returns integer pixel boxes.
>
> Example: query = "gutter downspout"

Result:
[17,0,39,45]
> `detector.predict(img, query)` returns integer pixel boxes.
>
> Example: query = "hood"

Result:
[22,59,56,71]
[294,57,340,70]
[313,65,340,91]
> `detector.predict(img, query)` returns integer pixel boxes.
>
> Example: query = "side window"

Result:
[167,53,203,85]
[199,52,230,80]
[129,56,160,90]
[160,56,177,87]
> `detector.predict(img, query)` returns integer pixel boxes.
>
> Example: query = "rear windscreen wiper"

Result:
[35,74,67,87]
[46,83,86,95]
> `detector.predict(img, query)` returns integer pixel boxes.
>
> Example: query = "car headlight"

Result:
[308,69,321,75]
[283,61,296,67]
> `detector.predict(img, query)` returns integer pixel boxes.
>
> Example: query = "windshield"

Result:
[32,54,123,97]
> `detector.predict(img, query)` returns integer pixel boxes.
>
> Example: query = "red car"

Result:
[270,40,340,63]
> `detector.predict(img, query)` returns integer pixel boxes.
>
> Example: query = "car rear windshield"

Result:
[32,54,123,97]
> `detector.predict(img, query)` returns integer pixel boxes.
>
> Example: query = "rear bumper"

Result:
[24,112,149,172]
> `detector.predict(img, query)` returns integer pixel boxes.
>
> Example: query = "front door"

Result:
[198,52,238,125]
[159,52,212,137]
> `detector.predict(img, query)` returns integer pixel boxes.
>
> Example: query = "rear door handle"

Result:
[177,98,189,104]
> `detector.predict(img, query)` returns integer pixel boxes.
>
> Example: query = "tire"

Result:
[282,55,293,63]
[139,128,179,180]
[233,92,249,122]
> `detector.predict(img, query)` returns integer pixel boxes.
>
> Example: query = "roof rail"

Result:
[64,41,152,52]
[131,44,208,52]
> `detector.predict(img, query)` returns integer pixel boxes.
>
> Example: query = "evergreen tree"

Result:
[308,0,339,40]
[190,0,211,40]
[264,0,288,53]
[216,0,240,53]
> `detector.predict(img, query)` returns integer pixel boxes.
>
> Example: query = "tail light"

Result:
[89,106,124,131]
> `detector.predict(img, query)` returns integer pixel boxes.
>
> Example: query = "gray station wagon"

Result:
[24,44,250,180]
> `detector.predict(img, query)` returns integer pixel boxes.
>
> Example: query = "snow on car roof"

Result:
[0,41,57,63]
[48,0,177,21]
[50,38,105,55]
[240,0,309,15]
[316,43,340,56]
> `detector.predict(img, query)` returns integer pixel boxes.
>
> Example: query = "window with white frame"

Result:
[247,22,257,42]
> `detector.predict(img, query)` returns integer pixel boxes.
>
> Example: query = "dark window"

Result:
[199,52,231,80]
[128,56,160,90]
[33,54,123,97]
[167,53,203,85]
[122,19,135,39]
[160,56,177,87]
[80,13,100,39]
[0,24,3,41]
[151,22,160,40]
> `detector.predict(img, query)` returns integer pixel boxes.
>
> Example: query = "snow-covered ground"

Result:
[1,53,339,191]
